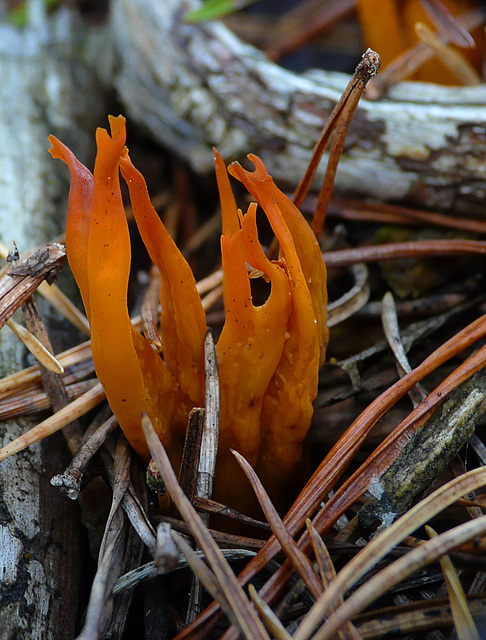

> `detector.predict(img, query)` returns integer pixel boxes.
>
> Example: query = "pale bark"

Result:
[111,0,486,215]
[0,6,103,639]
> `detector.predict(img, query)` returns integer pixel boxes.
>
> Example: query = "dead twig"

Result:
[51,412,118,500]
[0,243,66,329]
[76,437,132,640]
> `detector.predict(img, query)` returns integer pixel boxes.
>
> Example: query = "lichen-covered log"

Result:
[111,0,486,215]
[0,8,103,639]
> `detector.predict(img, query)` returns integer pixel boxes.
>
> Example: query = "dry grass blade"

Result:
[22,294,84,452]
[162,515,265,551]
[306,520,335,589]
[141,413,270,640]
[0,380,97,420]
[183,211,221,259]
[426,525,480,640]
[192,496,270,531]
[100,446,157,556]
[141,265,162,349]
[202,284,223,312]
[248,584,293,640]
[154,522,180,573]
[294,466,486,640]
[309,515,486,640]
[6,317,64,373]
[0,382,105,462]
[233,450,323,599]
[196,269,223,296]
[366,8,485,97]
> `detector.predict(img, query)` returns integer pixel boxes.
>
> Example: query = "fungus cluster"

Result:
[49,115,328,507]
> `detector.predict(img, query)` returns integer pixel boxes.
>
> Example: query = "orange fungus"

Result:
[49,116,328,506]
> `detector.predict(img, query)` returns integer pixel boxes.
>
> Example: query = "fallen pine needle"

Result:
[0,382,105,462]
[426,525,480,640]
[6,318,64,374]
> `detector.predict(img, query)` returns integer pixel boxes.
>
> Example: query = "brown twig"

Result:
[22,293,83,453]
[77,437,132,640]
[178,408,205,504]
[50,412,118,500]
[186,331,221,623]
[0,243,66,329]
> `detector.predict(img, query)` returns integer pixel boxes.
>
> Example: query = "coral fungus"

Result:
[49,115,328,506]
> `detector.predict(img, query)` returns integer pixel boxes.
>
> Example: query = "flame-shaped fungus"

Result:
[49,116,328,506]
[228,156,329,498]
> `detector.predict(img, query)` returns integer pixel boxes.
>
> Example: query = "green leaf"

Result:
[185,0,259,23]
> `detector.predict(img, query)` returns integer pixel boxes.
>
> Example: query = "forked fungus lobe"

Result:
[49,115,328,504]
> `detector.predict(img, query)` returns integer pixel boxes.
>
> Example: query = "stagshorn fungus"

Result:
[49,115,328,508]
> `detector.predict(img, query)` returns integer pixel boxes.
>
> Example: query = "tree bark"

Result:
[111,0,486,216]
[0,7,104,639]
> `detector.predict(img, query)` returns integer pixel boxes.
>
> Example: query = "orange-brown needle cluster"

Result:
[49,115,328,506]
